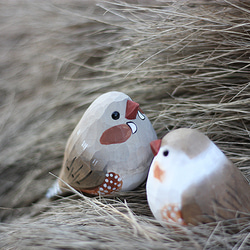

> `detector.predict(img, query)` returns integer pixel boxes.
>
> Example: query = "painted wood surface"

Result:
[147,128,250,226]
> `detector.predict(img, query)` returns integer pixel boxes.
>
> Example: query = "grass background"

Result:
[0,0,249,249]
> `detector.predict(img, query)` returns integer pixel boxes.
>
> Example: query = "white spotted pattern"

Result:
[98,172,123,195]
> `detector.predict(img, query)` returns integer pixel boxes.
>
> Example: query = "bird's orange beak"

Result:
[150,139,162,156]
[125,100,139,120]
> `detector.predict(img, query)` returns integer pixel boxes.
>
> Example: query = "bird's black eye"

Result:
[111,111,120,120]
[163,150,169,157]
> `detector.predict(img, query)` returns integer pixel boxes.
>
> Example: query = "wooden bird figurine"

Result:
[147,128,250,226]
[46,91,157,198]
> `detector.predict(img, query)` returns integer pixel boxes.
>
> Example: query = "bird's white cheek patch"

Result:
[153,161,165,182]
[127,121,137,134]
[138,110,145,120]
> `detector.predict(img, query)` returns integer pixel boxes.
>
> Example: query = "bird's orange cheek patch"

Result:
[100,124,131,145]
[153,161,165,182]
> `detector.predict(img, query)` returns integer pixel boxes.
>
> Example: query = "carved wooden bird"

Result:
[46,91,157,198]
[147,128,250,226]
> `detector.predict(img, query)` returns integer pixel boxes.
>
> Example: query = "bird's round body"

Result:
[46,91,157,198]
[147,128,250,226]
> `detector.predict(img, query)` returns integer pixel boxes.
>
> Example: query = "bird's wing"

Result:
[181,161,250,225]
[59,154,106,190]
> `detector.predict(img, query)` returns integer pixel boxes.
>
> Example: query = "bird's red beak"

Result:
[150,139,162,156]
[125,100,139,120]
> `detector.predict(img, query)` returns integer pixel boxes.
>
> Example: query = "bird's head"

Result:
[149,128,223,185]
[96,91,149,145]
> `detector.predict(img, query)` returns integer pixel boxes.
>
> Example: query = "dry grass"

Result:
[0,0,250,249]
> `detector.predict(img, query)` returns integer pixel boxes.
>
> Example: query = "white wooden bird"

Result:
[46,91,157,198]
[147,128,250,226]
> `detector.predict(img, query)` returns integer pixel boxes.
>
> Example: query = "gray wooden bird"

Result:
[46,91,157,197]
[147,128,250,226]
